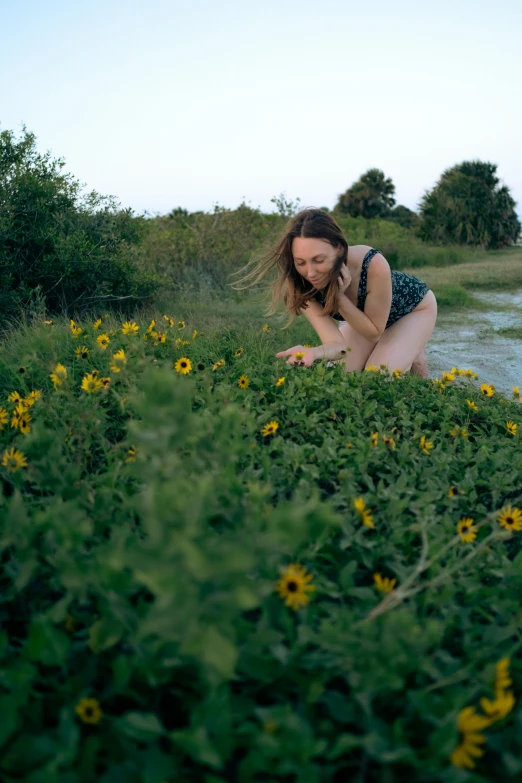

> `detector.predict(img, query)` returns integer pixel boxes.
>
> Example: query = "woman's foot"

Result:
[410,346,428,378]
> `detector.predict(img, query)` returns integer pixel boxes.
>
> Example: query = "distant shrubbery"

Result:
[0,127,160,331]
[137,200,481,301]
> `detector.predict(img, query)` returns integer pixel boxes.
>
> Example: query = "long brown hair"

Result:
[228,207,348,327]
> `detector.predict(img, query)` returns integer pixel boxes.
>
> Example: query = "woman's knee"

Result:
[342,336,378,372]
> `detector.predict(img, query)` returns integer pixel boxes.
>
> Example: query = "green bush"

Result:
[139,204,481,303]
[137,202,283,298]
[0,312,520,781]
[417,160,521,249]
[0,127,160,328]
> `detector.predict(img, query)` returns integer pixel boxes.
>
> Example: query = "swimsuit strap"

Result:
[357,248,381,310]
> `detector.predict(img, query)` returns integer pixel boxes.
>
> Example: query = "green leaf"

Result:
[326,732,363,760]
[25,620,70,666]
[118,712,165,742]
[89,617,124,653]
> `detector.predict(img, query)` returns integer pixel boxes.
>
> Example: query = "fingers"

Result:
[275,346,303,357]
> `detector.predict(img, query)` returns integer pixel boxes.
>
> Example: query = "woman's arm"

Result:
[337,254,393,341]
[336,296,381,342]
[275,297,351,366]
[276,341,348,367]
[312,342,350,361]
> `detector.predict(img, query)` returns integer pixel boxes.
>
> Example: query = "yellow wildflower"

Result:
[479,690,515,723]
[457,517,478,543]
[480,383,495,397]
[75,345,89,359]
[450,707,491,769]
[75,698,103,725]
[96,333,110,349]
[449,426,468,438]
[50,363,67,389]
[495,657,513,692]
[81,373,103,393]
[1,447,28,472]
[10,404,31,434]
[69,319,82,337]
[373,573,397,592]
[126,445,138,462]
[354,497,374,528]
[153,331,167,344]
[260,420,279,437]
[110,349,127,373]
[497,504,522,532]
[419,434,433,455]
[275,562,316,611]
[174,357,192,374]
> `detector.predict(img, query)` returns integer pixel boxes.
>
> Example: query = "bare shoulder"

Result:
[347,244,375,264]
[366,252,391,290]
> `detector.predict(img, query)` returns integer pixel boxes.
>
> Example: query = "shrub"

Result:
[0,126,160,329]
[0,312,520,780]
[140,204,480,303]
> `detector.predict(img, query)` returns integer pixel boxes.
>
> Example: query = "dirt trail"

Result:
[427,289,522,396]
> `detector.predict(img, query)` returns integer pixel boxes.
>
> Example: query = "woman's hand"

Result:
[338,262,352,297]
[275,345,317,367]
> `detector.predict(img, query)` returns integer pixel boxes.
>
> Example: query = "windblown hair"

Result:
[229,207,348,327]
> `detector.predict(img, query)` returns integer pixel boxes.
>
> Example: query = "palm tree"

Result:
[334,168,396,219]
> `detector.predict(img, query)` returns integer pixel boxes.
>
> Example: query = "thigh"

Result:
[365,291,438,373]
[338,320,377,371]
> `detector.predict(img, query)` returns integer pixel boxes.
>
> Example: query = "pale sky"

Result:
[2,0,521,220]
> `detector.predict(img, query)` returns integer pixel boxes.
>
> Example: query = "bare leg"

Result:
[336,321,376,371]
[410,346,429,378]
[363,292,437,375]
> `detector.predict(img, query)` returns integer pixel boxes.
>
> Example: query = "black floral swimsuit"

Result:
[315,248,431,330]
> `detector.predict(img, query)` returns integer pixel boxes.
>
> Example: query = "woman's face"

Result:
[292,237,339,288]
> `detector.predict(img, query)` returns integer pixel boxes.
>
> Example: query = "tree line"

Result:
[0,126,520,328]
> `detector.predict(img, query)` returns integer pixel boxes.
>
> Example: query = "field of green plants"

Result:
[0,305,521,782]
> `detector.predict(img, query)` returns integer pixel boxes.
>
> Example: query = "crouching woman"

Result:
[230,207,437,376]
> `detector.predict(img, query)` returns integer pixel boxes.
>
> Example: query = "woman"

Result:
[231,207,437,376]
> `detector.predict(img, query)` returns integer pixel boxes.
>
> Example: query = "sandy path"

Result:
[427,289,522,396]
